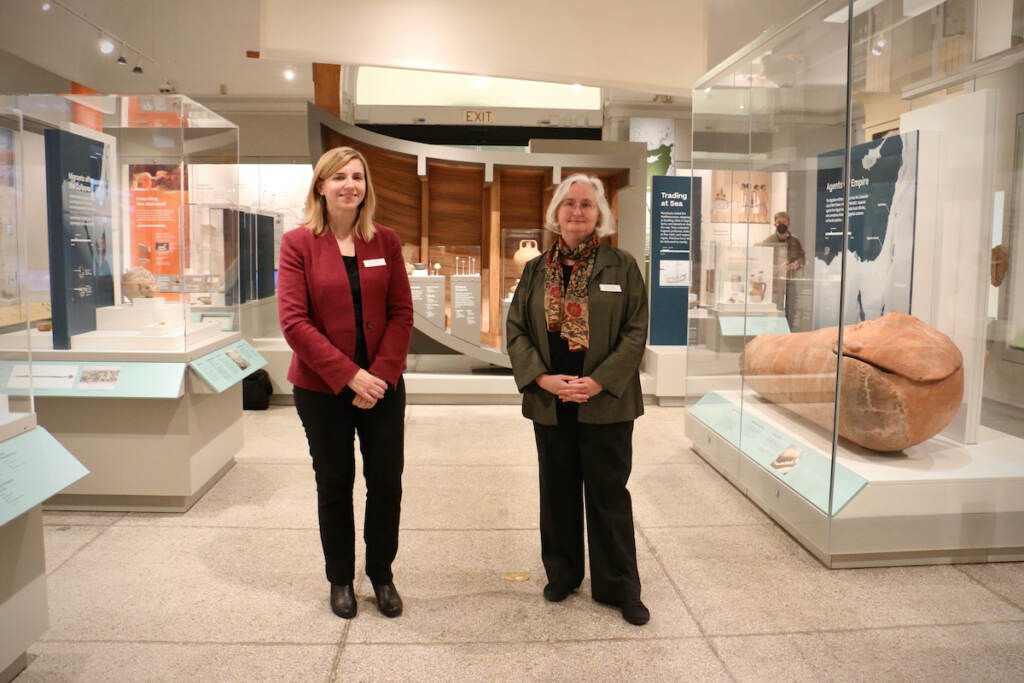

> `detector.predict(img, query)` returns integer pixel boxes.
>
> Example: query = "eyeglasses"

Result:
[559,198,597,211]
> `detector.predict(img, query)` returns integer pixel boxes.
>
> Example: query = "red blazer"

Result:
[277,222,413,394]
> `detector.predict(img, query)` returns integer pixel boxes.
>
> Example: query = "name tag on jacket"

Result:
[363,258,386,267]
[599,283,622,292]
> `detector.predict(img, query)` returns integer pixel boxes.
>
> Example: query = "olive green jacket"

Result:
[506,243,648,425]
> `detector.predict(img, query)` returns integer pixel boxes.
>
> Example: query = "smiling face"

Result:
[318,157,366,218]
[556,182,599,247]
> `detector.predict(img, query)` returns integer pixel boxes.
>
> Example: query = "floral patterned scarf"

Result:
[543,233,600,351]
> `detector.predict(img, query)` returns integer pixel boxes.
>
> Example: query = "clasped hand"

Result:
[536,373,602,404]
[348,368,387,409]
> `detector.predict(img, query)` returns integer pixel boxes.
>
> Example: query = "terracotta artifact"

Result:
[742,312,963,452]
[121,266,159,300]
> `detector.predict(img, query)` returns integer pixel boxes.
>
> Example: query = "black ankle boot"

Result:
[372,582,403,617]
[330,583,356,619]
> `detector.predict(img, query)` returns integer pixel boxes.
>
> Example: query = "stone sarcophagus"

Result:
[742,312,963,452]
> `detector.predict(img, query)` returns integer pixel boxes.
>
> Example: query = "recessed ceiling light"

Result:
[99,37,115,54]
[283,68,295,81]
[41,1,52,10]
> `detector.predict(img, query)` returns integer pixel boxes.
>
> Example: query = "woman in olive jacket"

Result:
[506,173,650,626]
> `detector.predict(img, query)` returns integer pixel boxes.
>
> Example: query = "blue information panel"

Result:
[650,175,699,345]
[0,427,88,526]
[0,361,186,398]
[189,339,267,393]
[690,392,867,515]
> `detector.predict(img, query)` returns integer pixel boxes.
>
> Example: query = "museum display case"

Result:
[0,102,87,683]
[686,0,1024,567]
[0,94,264,511]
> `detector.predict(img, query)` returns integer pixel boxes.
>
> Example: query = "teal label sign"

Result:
[0,427,88,526]
[0,361,186,398]
[189,339,267,393]
[690,392,867,515]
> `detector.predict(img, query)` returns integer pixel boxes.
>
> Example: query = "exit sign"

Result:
[463,110,496,124]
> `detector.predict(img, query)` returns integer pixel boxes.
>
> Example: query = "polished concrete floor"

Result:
[18,404,1024,681]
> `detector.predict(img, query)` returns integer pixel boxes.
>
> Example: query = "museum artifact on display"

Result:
[742,312,963,452]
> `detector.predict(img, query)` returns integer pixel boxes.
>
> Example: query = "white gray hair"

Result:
[544,173,616,237]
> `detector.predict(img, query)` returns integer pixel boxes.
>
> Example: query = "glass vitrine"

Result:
[686,0,1024,567]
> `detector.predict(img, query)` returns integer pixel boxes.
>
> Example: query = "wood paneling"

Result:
[427,162,484,246]
[322,129,422,247]
[312,64,341,118]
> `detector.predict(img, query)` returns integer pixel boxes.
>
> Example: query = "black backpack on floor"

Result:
[242,369,273,410]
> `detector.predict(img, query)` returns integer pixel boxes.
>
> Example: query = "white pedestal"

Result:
[687,391,1024,567]
[642,345,688,405]
[39,381,241,512]
[0,506,48,683]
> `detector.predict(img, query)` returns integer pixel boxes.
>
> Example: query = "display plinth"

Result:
[35,335,247,512]
[687,391,1024,567]
[0,507,47,683]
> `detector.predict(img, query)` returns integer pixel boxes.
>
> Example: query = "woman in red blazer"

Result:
[278,146,413,620]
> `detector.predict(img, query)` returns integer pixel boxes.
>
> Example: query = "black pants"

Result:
[533,416,641,604]
[293,378,405,586]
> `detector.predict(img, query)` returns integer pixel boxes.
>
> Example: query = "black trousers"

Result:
[293,378,405,586]
[533,415,641,604]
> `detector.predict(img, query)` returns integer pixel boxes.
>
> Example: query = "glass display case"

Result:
[0,94,259,512]
[686,0,1024,567]
[0,94,240,357]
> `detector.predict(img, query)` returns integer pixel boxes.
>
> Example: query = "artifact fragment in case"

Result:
[742,312,963,452]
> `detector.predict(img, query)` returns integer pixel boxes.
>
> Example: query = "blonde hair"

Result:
[544,173,616,237]
[303,146,377,241]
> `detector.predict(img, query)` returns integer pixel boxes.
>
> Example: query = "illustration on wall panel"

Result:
[813,131,919,328]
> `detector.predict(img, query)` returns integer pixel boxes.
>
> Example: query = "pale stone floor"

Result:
[18,404,1024,682]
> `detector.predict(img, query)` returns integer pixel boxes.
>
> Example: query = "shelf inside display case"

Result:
[688,390,1024,567]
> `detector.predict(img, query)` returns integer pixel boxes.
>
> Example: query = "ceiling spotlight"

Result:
[116,54,128,65]
[158,80,174,93]
[131,57,144,74]
[99,36,115,54]
[283,68,295,81]
[41,1,52,10]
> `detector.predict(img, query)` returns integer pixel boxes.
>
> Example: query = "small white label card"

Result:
[363,258,386,267]
[599,283,622,292]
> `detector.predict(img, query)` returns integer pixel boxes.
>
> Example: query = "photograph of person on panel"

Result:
[506,173,651,626]
[277,146,413,620]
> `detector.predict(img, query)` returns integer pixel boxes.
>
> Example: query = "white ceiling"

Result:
[1,0,710,101]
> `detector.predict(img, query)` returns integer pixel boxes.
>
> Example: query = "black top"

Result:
[547,264,586,423]
[343,255,369,368]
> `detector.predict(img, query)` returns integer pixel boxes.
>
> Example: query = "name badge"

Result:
[363,258,386,268]
[599,283,622,292]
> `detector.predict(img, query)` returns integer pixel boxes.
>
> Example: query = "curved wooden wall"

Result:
[309,104,643,354]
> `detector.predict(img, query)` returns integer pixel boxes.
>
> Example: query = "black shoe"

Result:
[542,582,577,603]
[621,599,650,626]
[330,583,356,619]
[372,582,403,617]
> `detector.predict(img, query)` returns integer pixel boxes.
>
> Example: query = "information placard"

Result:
[450,275,481,343]
[189,339,267,393]
[0,427,88,526]
[0,361,186,398]
[651,175,699,345]
[409,275,445,326]
[690,392,867,514]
